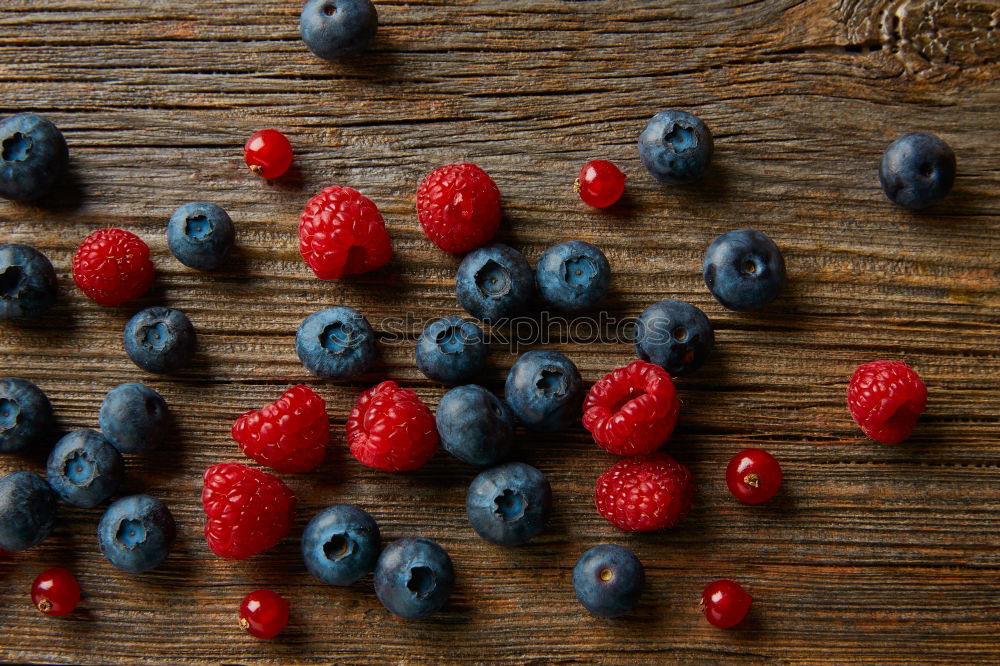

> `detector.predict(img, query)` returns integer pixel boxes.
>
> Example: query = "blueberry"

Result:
[455,243,534,322]
[633,299,714,377]
[572,544,644,618]
[638,110,713,185]
[300,0,378,61]
[703,228,786,311]
[46,429,124,509]
[97,494,176,574]
[0,244,57,321]
[504,350,583,431]
[296,306,376,379]
[535,240,611,313]
[879,132,956,209]
[302,504,381,586]
[0,377,52,454]
[166,202,235,271]
[123,307,196,374]
[374,537,454,620]
[0,113,68,202]
[98,383,170,455]
[0,471,57,551]
[436,385,514,467]
[466,462,551,546]
[415,317,487,385]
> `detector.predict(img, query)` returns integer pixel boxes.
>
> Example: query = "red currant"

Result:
[726,448,782,504]
[31,568,81,617]
[244,129,293,179]
[239,589,289,639]
[576,159,626,208]
[701,579,752,629]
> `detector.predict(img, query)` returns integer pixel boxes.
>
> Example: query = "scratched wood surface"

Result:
[0,0,998,663]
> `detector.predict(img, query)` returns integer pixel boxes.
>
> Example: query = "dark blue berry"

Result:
[0,471,57,551]
[0,377,52,454]
[504,350,583,431]
[0,244,57,321]
[296,306,376,379]
[302,504,381,586]
[0,113,68,202]
[466,462,551,546]
[572,544,644,618]
[638,110,713,185]
[374,537,454,620]
[535,240,611,313]
[633,299,714,377]
[166,202,235,271]
[415,317,487,385]
[123,307,196,374]
[703,228,786,311]
[46,429,124,508]
[436,385,514,467]
[97,494,176,574]
[455,243,534,322]
[879,132,956,209]
[98,383,170,455]
[300,0,378,61]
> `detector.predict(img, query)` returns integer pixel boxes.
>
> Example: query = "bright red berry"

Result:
[232,385,329,473]
[576,160,626,208]
[72,229,154,306]
[416,163,501,253]
[244,129,293,179]
[239,589,289,639]
[583,360,680,456]
[702,580,752,628]
[299,186,393,280]
[726,448,781,504]
[202,463,296,560]
[31,568,80,617]
[594,453,694,532]
[346,381,438,472]
[847,360,927,446]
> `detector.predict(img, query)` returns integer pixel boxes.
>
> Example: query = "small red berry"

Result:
[72,229,155,306]
[726,448,782,504]
[202,463,296,560]
[239,589,289,639]
[232,385,329,473]
[416,163,501,253]
[701,579,752,629]
[576,160,626,208]
[594,453,695,532]
[244,129,293,179]
[299,186,393,279]
[31,568,80,617]
[847,360,927,446]
[346,381,438,472]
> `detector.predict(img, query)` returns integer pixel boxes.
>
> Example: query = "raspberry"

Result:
[72,229,154,306]
[594,453,694,532]
[416,164,501,253]
[201,463,296,559]
[346,381,438,472]
[583,360,680,456]
[232,385,329,473]
[847,360,927,446]
[299,186,392,280]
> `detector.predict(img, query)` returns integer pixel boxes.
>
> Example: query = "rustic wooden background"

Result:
[0,0,998,663]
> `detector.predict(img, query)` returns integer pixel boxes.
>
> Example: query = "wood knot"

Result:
[880,0,1000,75]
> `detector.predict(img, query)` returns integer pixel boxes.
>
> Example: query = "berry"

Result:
[880,132,956,209]
[583,360,680,456]
[374,537,454,620]
[97,494,176,573]
[301,504,381,586]
[72,229,154,306]
[436,384,514,467]
[594,453,694,532]
[504,350,583,431]
[726,448,782,504]
[202,462,296,559]
[466,462,552,546]
[703,229,786,311]
[416,163,501,254]
[296,306,376,379]
[299,186,392,279]
[535,240,611,313]
[0,377,52,454]
[32,568,80,617]
[638,110,713,185]
[415,316,487,385]
[0,244,58,321]
[576,160,626,208]
[123,306,196,374]
[0,471,57,552]
[300,0,378,61]
[455,243,533,322]
[244,129,292,179]
[346,381,438,472]
[572,545,644,618]
[46,429,124,508]
[232,384,329,473]
[702,579,752,629]
[633,299,714,377]
[98,383,170,455]
[167,202,235,271]
[0,113,68,201]
[239,590,289,639]
[847,360,927,446]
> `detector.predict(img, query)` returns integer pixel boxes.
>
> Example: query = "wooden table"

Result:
[1,1,998,663]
